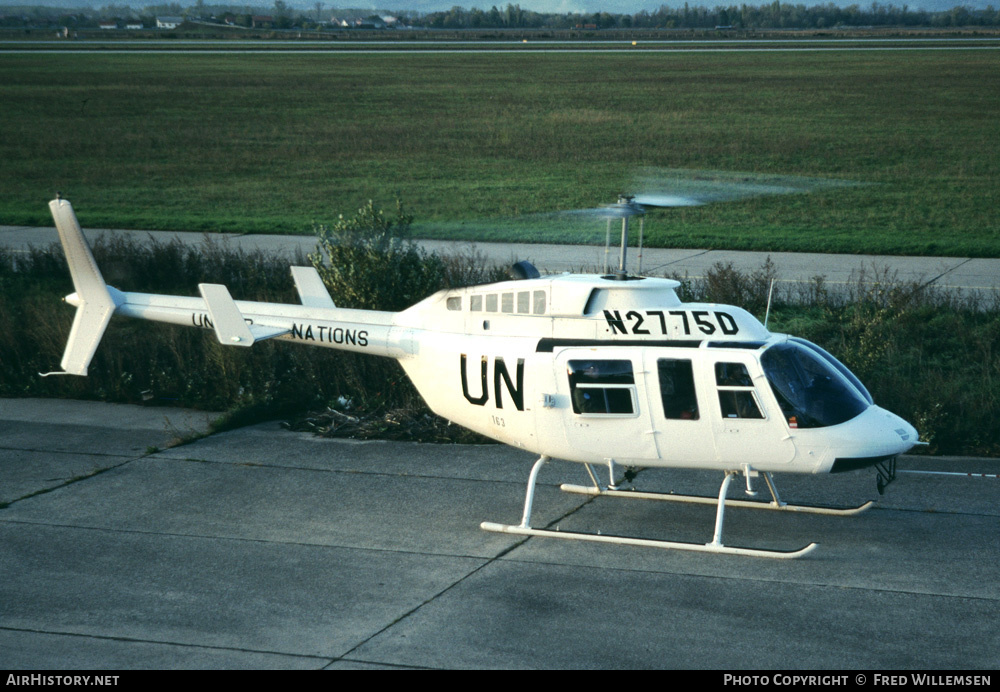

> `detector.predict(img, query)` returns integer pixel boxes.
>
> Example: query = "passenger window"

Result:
[470,295,482,311]
[715,361,764,419]
[486,294,498,312]
[533,290,546,315]
[517,291,530,314]
[501,293,514,313]
[658,359,699,420]
[568,360,636,416]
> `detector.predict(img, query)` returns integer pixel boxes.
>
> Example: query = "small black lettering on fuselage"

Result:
[192,312,214,329]
[461,354,525,411]
[603,309,739,337]
[191,313,255,329]
[290,322,368,346]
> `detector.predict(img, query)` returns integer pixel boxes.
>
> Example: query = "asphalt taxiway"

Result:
[1,398,997,669]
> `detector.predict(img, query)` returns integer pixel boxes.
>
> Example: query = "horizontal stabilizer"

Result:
[198,283,289,346]
[291,266,335,309]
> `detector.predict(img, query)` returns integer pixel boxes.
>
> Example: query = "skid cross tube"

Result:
[518,455,550,528]
[709,471,737,548]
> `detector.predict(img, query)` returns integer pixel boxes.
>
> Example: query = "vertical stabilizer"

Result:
[43,198,120,376]
[291,266,336,309]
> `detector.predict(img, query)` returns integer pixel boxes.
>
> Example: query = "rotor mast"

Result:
[604,195,646,280]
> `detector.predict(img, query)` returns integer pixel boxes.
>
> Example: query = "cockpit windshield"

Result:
[787,337,873,405]
[761,341,870,429]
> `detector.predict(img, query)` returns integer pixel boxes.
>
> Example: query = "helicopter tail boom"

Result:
[44,198,404,377]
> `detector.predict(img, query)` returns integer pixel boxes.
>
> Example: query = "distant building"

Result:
[156,16,183,29]
[252,15,273,28]
[99,21,117,29]
[125,22,142,30]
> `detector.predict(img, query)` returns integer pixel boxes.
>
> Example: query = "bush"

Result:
[309,200,449,311]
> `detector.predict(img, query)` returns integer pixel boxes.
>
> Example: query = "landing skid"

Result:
[480,457,823,559]
[480,523,817,559]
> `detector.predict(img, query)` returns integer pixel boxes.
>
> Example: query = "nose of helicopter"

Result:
[827,406,919,473]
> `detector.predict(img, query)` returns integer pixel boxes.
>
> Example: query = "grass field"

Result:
[1,48,998,256]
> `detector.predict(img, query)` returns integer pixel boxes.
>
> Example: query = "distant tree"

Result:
[99,3,136,20]
[71,0,1000,32]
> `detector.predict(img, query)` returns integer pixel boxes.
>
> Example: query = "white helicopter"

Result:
[44,193,919,559]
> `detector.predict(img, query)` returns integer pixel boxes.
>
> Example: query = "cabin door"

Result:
[641,352,719,466]
[555,349,659,464]
[707,353,796,466]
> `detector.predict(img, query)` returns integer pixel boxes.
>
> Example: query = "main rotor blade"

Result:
[631,194,705,209]
[633,168,865,207]
[411,168,866,245]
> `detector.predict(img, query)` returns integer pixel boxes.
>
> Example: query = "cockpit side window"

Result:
[568,359,636,416]
[715,361,764,419]
[715,362,753,387]
[761,342,869,429]
[658,359,699,420]
[718,391,764,419]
